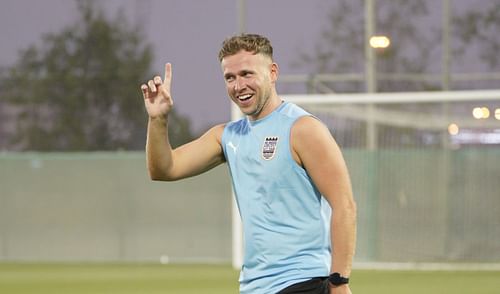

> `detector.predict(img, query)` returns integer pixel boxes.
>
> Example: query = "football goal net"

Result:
[232,89,500,270]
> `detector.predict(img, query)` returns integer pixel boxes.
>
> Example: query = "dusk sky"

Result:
[0,0,492,133]
[0,0,330,132]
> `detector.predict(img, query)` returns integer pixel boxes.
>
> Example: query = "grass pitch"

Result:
[0,263,499,294]
[0,263,238,294]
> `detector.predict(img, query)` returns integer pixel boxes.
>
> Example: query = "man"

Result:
[140,34,356,294]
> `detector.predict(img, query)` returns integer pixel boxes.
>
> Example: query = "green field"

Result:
[0,263,499,294]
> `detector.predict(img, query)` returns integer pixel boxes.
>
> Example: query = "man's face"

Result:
[221,50,278,120]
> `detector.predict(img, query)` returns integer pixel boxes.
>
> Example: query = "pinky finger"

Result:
[141,84,149,97]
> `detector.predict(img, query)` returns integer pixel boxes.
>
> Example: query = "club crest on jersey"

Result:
[262,136,279,160]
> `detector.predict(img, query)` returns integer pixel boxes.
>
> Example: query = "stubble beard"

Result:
[245,89,271,120]
[243,81,272,119]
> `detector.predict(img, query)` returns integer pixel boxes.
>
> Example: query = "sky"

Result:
[0,0,495,133]
[0,0,330,133]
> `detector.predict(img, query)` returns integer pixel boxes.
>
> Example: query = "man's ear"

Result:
[270,62,279,83]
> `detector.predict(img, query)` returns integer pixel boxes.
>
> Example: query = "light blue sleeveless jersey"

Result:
[222,102,332,294]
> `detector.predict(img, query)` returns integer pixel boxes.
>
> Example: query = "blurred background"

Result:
[1,0,499,281]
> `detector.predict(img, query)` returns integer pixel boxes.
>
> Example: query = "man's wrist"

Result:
[328,272,349,287]
[149,115,168,124]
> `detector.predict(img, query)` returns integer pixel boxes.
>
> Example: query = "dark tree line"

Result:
[0,0,192,151]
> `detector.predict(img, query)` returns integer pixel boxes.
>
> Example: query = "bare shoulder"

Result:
[291,115,337,165]
[291,115,332,141]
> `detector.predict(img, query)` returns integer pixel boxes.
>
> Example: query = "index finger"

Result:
[161,62,172,93]
[164,63,172,86]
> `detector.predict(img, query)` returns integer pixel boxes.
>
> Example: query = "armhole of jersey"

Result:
[221,124,229,161]
[287,114,318,172]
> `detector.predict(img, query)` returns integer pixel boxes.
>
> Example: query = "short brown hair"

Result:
[218,33,273,62]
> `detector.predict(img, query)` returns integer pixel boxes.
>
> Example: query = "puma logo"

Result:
[226,141,238,153]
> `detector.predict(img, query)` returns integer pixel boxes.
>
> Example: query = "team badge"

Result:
[262,136,279,160]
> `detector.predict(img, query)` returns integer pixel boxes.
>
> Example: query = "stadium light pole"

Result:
[364,0,379,262]
[441,0,451,146]
[440,0,453,256]
[238,0,246,35]
[364,0,377,150]
[442,0,451,91]
[365,0,376,94]
[231,0,246,270]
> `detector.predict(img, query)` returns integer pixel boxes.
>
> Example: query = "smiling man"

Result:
[140,34,357,294]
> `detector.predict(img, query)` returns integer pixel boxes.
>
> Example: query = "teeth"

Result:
[238,94,252,100]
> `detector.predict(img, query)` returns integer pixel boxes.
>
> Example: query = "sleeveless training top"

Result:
[221,101,331,294]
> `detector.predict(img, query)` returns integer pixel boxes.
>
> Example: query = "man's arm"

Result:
[291,116,357,294]
[141,63,225,181]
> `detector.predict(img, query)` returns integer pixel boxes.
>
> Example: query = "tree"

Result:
[297,0,499,93]
[296,0,439,93]
[0,0,192,151]
[454,1,500,70]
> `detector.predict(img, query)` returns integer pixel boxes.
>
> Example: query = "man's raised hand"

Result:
[141,63,173,118]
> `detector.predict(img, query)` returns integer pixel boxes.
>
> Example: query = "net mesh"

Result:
[289,91,500,264]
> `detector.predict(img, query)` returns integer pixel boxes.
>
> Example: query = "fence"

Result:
[0,152,232,263]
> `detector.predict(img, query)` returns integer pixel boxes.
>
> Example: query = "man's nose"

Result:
[234,77,246,91]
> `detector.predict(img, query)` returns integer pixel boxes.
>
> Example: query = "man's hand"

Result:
[141,63,173,118]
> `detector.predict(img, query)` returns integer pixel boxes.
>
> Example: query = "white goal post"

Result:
[231,89,500,270]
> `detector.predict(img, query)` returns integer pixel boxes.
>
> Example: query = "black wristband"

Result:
[328,272,349,286]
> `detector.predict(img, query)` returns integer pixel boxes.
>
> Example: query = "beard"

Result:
[241,85,273,119]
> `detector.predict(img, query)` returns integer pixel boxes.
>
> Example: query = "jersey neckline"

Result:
[247,100,287,126]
